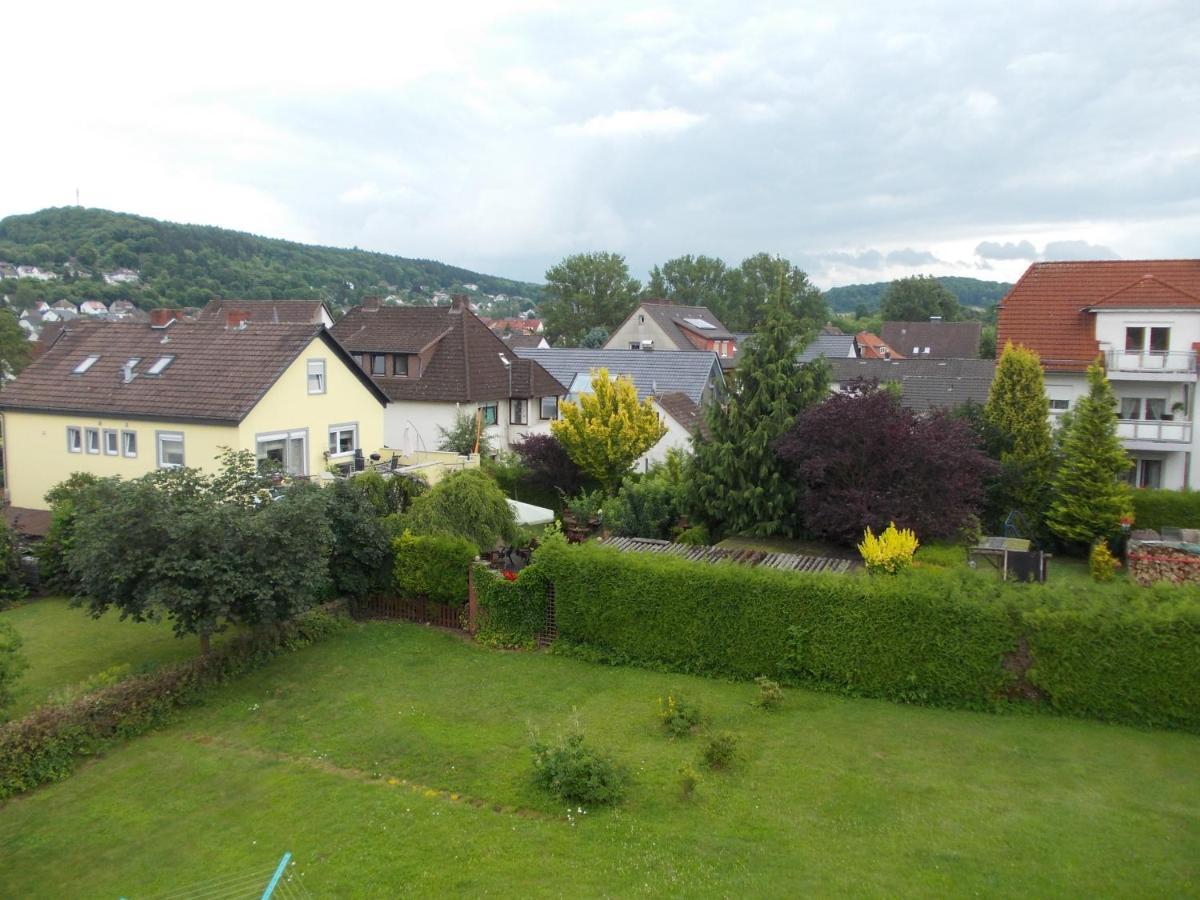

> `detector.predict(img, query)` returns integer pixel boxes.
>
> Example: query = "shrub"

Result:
[674,525,710,546]
[701,731,739,770]
[49,663,133,706]
[753,676,784,711]
[437,408,494,456]
[514,433,586,497]
[37,472,99,594]
[392,531,476,605]
[0,619,27,716]
[530,728,626,806]
[858,522,920,575]
[1090,539,1119,582]
[0,603,346,798]
[1131,489,1200,531]
[353,469,426,517]
[565,489,604,525]
[679,762,702,798]
[606,465,687,540]
[325,478,392,599]
[402,469,516,553]
[0,521,27,609]
[475,564,550,648]
[658,691,703,737]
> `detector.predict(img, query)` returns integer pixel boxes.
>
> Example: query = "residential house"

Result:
[604,301,739,368]
[199,298,334,328]
[880,320,981,359]
[16,266,56,281]
[0,263,18,280]
[483,317,543,336]
[79,300,109,316]
[855,332,904,359]
[828,358,995,412]
[797,332,858,364]
[0,312,388,511]
[513,347,725,466]
[102,268,141,285]
[330,296,565,454]
[997,259,1200,490]
[501,333,550,350]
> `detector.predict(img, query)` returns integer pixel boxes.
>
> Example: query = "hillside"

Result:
[825,276,1012,314]
[0,207,542,312]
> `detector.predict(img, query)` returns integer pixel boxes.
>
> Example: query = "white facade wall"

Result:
[382,398,558,454]
[605,312,680,351]
[635,403,693,471]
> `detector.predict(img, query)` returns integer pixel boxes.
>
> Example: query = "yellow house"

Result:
[0,312,389,511]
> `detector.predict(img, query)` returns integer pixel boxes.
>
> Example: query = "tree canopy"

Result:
[879,275,961,322]
[0,309,31,381]
[542,252,641,347]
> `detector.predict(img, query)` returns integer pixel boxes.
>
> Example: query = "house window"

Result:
[629,342,641,350]
[1136,458,1163,489]
[510,399,528,425]
[307,359,326,394]
[1049,399,1070,411]
[256,429,307,476]
[352,353,364,368]
[121,430,138,458]
[103,429,119,455]
[1150,327,1170,354]
[328,423,358,457]
[85,428,100,454]
[147,356,174,375]
[1119,397,1141,420]
[66,426,82,453]
[371,354,387,376]
[393,354,410,376]
[1145,398,1167,421]
[72,354,100,374]
[480,403,498,427]
[1125,327,1145,353]
[156,431,185,468]
[540,396,558,420]
[638,314,645,324]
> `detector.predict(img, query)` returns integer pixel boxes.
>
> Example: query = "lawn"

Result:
[1,597,225,717]
[1,623,1197,897]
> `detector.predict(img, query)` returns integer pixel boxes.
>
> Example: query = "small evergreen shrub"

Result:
[701,731,739,770]
[679,762,702,798]
[858,522,920,574]
[530,729,626,806]
[753,676,784,711]
[658,691,703,737]
[1090,539,1119,582]
[392,531,476,605]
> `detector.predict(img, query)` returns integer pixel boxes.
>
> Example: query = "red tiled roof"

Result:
[198,298,331,325]
[996,260,1200,372]
[855,332,905,359]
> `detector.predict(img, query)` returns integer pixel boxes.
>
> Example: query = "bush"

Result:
[530,728,626,806]
[37,472,99,594]
[353,470,426,517]
[475,564,550,648]
[605,467,686,540]
[674,525,710,546]
[49,663,133,706]
[0,521,27,609]
[514,433,586,497]
[1131,489,1200,531]
[1090,539,1119,582]
[701,731,739,770]
[0,619,27,716]
[753,676,784,711]
[392,531,476,605]
[402,469,516,553]
[0,603,346,798]
[658,691,703,737]
[679,762,702,798]
[325,478,392,600]
[437,408,494,456]
[858,522,920,575]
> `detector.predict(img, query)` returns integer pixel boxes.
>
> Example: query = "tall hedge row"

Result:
[1131,489,1200,531]
[534,542,1200,730]
[475,564,550,648]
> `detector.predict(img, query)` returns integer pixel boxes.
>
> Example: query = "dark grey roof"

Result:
[880,321,982,359]
[797,333,857,364]
[513,348,723,406]
[828,357,995,411]
[614,302,736,349]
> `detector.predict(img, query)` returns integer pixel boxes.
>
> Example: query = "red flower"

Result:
[502,569,518,582]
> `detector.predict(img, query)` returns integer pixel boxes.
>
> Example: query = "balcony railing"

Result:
[1107,350,1197,374]
[1117,419,1193,443]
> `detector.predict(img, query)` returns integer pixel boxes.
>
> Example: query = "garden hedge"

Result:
[0,603,347,799]
[475,564,550,648]
[534,541,1200,730]
[1131,489,1200,531]
[392,532,476,605]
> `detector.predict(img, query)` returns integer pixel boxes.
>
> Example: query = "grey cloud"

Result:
[885,247,941,266]
[823,249,885,269]
[1042,240,1120,261]
[976,240,1038,260]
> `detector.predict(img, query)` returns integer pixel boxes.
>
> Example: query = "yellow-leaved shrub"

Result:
[857,522,920,574]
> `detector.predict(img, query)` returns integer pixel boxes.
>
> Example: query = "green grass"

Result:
[1,623,1197,897]
[2,597,226,717]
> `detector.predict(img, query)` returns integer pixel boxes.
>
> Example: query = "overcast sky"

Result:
[4,1,1198,289]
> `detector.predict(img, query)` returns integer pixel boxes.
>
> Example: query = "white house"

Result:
[997,260,1200,490]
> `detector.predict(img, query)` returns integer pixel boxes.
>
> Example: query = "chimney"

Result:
[149,308,177,328]
[450,294,469,313]
[226,310,250,330]
[362,296,381,311]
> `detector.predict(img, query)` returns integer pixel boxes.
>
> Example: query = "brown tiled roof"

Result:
[880,321,981,359]
[331,305,566,402]
[0,319,386,423]
[655,391,701,433]
[615,302,736,349]
[996,261,1200,372]
[3,506,51,538]
[501,333,547,349]
[198,298,331,325]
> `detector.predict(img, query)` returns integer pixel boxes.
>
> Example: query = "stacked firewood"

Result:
[1126,540,1200,586]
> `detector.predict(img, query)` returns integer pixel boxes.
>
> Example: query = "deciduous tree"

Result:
[542,252,641,346]
[719,253,827,332]
[646,255,728,308]
[879,275,961,322]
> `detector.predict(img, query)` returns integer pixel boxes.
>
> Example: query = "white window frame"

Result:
[147,355,175,376]
[66,426,82,453]
[510,398,528,425]
[121,430,138,458]
[307,359,326,395]
[1049,399,1070,412]
[102,428,119,455]
[255,428,308,476]
[72,354,100,375]
[85,427,101,454]
[327,423,359,458]
[156,431,185,468]
[540,396,558,420]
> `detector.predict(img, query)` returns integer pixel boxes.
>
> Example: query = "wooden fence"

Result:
[352,595,465,630]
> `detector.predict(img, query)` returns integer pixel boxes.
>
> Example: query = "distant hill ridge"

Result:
[0,207,543,310]
[825,276,1012,313]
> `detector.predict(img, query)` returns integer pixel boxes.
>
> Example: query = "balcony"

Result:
[1106,349,1197,377]
[1117,419,1192,444]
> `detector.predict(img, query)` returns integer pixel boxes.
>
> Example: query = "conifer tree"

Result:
[688,296,827,537]
[984,342,1054,532]
[1047,359,1132,545]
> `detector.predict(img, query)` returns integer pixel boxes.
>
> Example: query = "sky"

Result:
[3,1,1198,289]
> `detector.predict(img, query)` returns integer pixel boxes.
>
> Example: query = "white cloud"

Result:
[556,107,707,138]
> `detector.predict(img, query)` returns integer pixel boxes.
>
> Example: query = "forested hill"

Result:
[825,276,1012,313]
[0,207,543,310]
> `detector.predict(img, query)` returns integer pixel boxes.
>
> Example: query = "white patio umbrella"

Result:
[507,498,555,526]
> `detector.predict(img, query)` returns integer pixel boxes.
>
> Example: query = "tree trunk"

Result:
[199,631,211,656]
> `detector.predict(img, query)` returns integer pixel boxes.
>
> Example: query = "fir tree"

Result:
[1047,360,1132,545]
[688,297,827,537]
[984,342,1054,533]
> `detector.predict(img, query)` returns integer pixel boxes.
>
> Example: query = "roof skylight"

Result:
[72,354,100,374]
[683,317,716,330]
[147,355,175,375]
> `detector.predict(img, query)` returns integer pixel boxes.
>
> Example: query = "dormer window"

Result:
[393,354,410,376]
[371,354,387,376]
[73,354,100,374]
[147,355,175,375]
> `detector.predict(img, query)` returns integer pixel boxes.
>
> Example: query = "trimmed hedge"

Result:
[392,532,476,605]
[475,564,550,648]
[1131,489,1200,531]
[535,542,1200,729]
[0,603,346,799]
